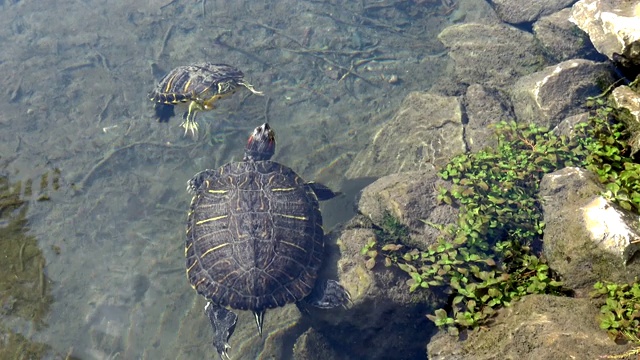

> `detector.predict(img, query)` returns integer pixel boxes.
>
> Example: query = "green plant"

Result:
[361,85,640,336]
[366,121,578,335]
[592,281,640,359]
[591,281,640,341]
[583,97,640,213]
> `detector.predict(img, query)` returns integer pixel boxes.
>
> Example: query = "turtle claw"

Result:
[205,302,238,360]
[180,119,199,138]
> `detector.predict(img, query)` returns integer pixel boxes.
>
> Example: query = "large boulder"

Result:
[539,167,640,291]
[315,169,459,359]
[570,0,640,63]
[345,92,465,179]
[510,59,614,129]
[533,8,599,62]
[356,169,458,249]
[438,23,549,88]
[611,85,640,155]
[463,84,515,152]
[427,295,633,359]
[323,216,438,360]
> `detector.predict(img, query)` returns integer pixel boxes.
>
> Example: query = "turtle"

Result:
[185,123,350,359]
[149,63,263,137]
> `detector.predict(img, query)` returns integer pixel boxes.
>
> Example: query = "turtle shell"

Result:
[149,63,245,105]
[185,160,324,313]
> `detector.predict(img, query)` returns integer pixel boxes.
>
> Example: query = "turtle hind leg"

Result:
[179,101,201,138]
[304,279,351,309]
[205,302,238,360]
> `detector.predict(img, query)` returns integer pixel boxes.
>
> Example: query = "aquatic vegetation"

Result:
[363,88,640,335]
[372,121,580,335]
[584,87,640,213]
[0,174,57,358]
[591,281,640,359]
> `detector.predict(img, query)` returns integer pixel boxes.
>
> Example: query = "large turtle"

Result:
[185,123,350,359]
[149,63,262,137]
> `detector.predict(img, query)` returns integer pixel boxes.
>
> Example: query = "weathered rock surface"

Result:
[311,169,461,359]
[427,295,634,359]
[450,0,502,24]
[539,167,640,291]
[345,92,464,179]
[552,111,590,139]
[463,84,515,152]
[293,328,343,360]
[322,216,439,359]
[611,85,640,154]
[489,0,577,24]
[356,168,457,249]
[533,8,599,62]
[438,23,549,88]
[510,59,614,129]
[570,0,640,62]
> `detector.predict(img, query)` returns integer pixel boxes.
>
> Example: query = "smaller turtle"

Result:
[149,63,263,137]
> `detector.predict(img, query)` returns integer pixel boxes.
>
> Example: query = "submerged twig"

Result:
[76,141,192,191]
[18,242,26,272]
[98,94,115,122]
[157,24,175,60]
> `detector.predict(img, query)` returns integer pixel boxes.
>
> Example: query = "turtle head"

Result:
[244,123,275,161]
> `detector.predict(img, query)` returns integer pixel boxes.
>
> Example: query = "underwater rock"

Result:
[438,23,548,88]
[345,92,464,179]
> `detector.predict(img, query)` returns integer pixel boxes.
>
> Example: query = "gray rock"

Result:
[611,85,640,155]
[293,328,343,360]
[427,295,634,359]
[463,84,515,152]
[489,0,576,24]
[449,0,501,24]
[438,23,549,88]
[539,167,640,291]
[314,168,461,359]
[533,8,598,62]
[570,0,640,62]
[345,92,465,179]
[357,169,458,249]
[510,59,614,129]
[552,111,590,139]
[324,216,439,359]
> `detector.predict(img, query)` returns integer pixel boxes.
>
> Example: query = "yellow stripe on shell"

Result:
[278,214,308,221]
[183,77,193,93]
[200,243,230,259]
[207,189,228,194]
[195,215,227,225]
[186,259,198,273]
[281,240,306,252]
[163,73,178,94]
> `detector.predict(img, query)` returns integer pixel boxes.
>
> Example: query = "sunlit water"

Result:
[0,0,457,358]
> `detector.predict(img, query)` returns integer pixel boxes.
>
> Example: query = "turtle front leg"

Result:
[180,101,201,138]
[304,279,351,309]
[205,302,238,360]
